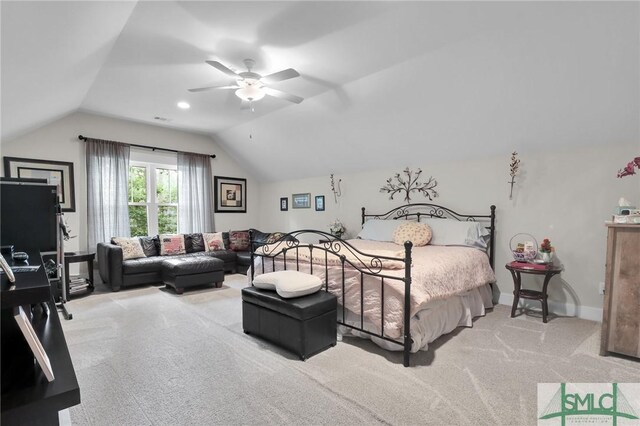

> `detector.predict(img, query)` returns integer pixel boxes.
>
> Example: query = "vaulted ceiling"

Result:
[2,1,638,181]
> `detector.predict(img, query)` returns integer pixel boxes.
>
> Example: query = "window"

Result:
[128,162,178,236]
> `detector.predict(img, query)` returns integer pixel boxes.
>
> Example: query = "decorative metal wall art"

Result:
[508,151,520,200]
[330,174,342,203]
[380,167,438,202]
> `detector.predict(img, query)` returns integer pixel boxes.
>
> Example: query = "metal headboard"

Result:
[361,203,496,270]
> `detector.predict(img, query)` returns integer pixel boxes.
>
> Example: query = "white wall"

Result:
[0,111,259,256]
[258,143,640,321]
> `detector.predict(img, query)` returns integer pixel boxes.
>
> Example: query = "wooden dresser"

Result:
[600,224,640,358]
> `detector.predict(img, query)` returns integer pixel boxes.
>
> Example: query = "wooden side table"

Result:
[505,262,563,323]
[64,251,96,296]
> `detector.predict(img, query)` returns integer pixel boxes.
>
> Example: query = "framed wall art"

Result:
[315,195,325,211]
[3,156,76,212]
[214,176,247,213]
[292,193,311,209]
[280,197,288,211]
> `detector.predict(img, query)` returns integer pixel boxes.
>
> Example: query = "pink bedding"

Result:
[252,239,495,339]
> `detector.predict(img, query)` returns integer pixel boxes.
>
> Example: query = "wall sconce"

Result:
[509,151,520,200]
[330,174,342,203]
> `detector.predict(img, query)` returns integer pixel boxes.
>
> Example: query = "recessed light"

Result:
[177,101,190,109]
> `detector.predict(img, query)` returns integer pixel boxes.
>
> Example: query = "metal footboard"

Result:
[249,229,414,367]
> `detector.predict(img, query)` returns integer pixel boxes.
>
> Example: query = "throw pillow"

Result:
[184,233,205,253]
[229,230,250,251]
[423,219,490,250]
[203,232,226,251]
[253,270,323,298]
[266,232,286,244]
[393,222,432,247]
[138,236,158,257]
[112,237,147,260]
[159,234,186,256]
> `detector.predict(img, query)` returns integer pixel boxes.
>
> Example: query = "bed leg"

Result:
[403,241,413,368]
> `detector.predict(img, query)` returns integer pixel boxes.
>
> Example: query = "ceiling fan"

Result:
[189,59,304,110]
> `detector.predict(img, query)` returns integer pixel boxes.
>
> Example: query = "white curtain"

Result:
[86,138,131,250]
[177,152,214,233]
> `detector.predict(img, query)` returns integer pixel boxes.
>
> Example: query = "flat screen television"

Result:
[0,181,58,253]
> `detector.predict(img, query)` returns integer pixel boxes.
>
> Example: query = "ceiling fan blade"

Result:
[263,87,304,104]
[188,85,239,93]
[206,60,241,78]
[261,68,300,84]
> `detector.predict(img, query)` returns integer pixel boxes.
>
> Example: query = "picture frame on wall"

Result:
[3,156,76,212]
[292,193,311,209]
[315,195,325,211]
[214,176,247,213]
[280,197,288,211]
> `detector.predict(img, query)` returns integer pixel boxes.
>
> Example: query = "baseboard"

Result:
[497,293,603,322]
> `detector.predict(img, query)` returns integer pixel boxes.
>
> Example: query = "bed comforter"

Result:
[252,239,495,340]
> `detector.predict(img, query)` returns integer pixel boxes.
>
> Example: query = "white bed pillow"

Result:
[357,219,403,242]
[252,270,323,298]
[424,218,490,249]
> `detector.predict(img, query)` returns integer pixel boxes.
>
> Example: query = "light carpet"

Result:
[61,274,639,425]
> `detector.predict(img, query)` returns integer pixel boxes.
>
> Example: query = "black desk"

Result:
[1,252,81,425]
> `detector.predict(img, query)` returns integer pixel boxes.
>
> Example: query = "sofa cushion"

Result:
[139,236,159,257]
[123,256,165,274]
[236,251,252,266]
[184,233,205,253]
[229,230,250,251]
[205,250,237,263]
[203,232,226,251]
[112,237,146,260]
[159,234,186,256]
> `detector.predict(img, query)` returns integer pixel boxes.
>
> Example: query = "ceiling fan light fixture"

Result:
[235,85,265,102]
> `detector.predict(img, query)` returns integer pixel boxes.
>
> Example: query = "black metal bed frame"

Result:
[249,203,496,367]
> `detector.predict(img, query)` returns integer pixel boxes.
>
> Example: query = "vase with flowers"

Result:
[329,219,345,239]
[539,238,554,263]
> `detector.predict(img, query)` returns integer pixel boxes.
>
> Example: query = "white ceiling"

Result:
[2,1,638,180]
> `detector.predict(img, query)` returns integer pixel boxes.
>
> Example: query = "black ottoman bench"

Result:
[242,286,337,360]
[162,257,224,294]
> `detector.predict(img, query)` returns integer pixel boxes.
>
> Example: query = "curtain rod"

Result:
[77,135,216,159]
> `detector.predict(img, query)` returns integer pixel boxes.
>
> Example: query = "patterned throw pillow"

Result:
[202,232,226,252]
[159,234,186,256]
[112,237,147,260]
[229,231,250,251]
[392,222,432,247]
[266,232,286,244]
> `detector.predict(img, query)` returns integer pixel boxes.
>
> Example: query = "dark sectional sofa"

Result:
[97,229,280,292]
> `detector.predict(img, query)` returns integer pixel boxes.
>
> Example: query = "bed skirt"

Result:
[339,283,493,353]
